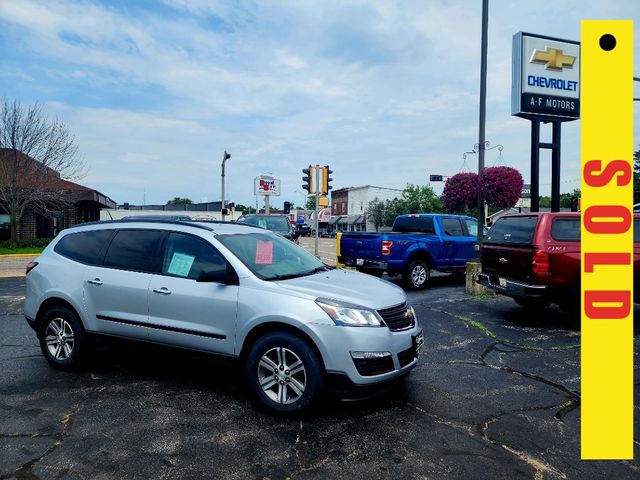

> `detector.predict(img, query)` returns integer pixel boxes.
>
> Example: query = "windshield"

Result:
[217,231,326,280]
[239,216,290,233]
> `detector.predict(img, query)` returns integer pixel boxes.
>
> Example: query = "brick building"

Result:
[0,149,116,241]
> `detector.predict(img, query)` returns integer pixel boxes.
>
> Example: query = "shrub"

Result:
[0,237,54,249]
[480,166,524,211]
[441,172,479,213]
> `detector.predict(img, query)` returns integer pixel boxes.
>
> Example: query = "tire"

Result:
[38,306,85,370]
[245,332,324,414]
[514,297,548,310]
[403,259,431,290]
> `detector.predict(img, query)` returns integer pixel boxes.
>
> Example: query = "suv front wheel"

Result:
[38,306,85,370]
[245,332,324,413]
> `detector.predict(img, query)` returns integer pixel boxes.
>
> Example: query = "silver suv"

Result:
[24,220,423,413]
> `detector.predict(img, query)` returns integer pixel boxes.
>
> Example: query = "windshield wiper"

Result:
[265,272,308,281]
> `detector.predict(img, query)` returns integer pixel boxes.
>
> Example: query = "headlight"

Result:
[315,298,382,327]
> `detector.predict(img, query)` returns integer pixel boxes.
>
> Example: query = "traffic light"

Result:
[322,165,333,194]
[302,165,315,193]
[284,201,291,214]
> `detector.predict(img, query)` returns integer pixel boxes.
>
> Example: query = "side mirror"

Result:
[197,265,238,285]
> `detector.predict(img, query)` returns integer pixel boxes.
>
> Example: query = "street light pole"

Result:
[476,0,489,248]
[221,150,231,221]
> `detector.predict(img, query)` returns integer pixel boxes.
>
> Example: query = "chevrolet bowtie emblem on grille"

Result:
[499,257,508,264]
[530,47,575,70]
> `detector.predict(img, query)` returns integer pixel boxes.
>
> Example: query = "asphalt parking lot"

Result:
[1,274,639,479]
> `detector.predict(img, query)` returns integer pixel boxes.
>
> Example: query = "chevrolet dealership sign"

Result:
[512,32,580,120]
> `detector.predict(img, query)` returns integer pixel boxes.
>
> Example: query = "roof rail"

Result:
[65,218,216,232]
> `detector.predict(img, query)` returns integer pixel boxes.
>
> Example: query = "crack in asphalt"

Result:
[1,405,79,480]
[431,309,587,478]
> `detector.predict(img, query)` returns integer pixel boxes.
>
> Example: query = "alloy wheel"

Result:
[45,318,75,360]
[258,347,306,404]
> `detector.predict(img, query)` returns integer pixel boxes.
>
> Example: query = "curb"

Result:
[0,254,39,259]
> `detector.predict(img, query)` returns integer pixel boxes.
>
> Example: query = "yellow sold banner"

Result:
[581,20,634,459]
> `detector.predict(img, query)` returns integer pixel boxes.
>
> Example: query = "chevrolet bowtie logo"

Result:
[529,47,576,70]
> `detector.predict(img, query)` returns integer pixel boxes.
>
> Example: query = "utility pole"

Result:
[314,164,320,256]
[476,0,489,248]
[221,150,231,221]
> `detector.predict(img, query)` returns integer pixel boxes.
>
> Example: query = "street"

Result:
[298,237,337,266]
[1,275,638,479]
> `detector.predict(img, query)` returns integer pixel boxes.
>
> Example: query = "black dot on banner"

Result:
[599,34,616,51]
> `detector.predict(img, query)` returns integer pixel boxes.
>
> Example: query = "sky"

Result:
[1,0,639,209]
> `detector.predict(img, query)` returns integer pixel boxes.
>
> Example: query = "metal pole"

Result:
[314,164,320,257]
[476,0,489,247]
[551,121,561,212]
[265,195,270,215]
[221,150,230,221]
[530,119,540,212]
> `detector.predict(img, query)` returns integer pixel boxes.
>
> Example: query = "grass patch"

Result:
[444,311,544,351]
[0,247,44,255]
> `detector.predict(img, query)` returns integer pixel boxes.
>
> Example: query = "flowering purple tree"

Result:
[480,166,524,211]
[441,172,479,213]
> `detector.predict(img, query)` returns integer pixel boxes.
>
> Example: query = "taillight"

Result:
[532,251,550,275]
[25,261,39,275]
[382,240,393,255]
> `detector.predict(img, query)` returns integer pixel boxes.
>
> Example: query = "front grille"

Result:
[377,302,413,331]
[397,346,416,368]
[352,356,394,376]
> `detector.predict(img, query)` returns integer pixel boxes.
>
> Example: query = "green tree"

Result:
[234,204,256,214]
[305,196,316,210]
[400,184,443,213]
[167,197,192,205]
[383,198,403,226]
[365,197,385,231]
[538,196,551,208]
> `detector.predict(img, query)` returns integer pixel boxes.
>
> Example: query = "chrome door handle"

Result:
[153,287,171,295]
[87,278,103,286]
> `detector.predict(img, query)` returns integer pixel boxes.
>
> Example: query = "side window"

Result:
[464,219,478,237]
[634,219,640,243]
[551,218,580,241]
[103,230,166,273]
[441,218,464,236]
[163,233,227,280]
[54,229,115,265]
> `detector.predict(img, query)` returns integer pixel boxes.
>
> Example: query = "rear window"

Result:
[635,219,640,243]
[486,216,538,244]
[551,218,580,241]
[54,229,115,265]
[392,216,435,234]
[103,230,166,273]
[239,216,290,233]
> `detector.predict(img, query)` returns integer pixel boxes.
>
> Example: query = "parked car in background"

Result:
[295,223,311,237]
[476,212,640,312]
[24,219,422,413]
[236,214,298,241]
[121,214,192,221]
[339,214,486,289]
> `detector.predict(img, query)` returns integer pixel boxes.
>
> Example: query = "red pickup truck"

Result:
[476,212,639,311]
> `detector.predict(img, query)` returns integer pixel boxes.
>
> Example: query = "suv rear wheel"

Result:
[38,306,85,370]
[245,332,324,413]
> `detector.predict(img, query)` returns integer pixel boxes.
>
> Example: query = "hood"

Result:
[275,268,406,310]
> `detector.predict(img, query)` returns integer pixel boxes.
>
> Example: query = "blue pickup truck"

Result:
[338,214,483,289]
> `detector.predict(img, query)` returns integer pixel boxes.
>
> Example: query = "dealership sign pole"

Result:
[512,32,580,211]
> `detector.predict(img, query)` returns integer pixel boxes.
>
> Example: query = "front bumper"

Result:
[312,320,423,386]
[476,272,548,298]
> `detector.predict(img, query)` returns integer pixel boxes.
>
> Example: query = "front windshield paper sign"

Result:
[168,252,195,277]
[255,240,273,265]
